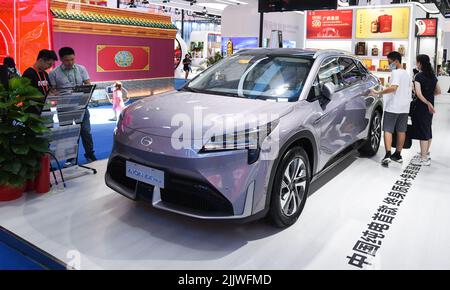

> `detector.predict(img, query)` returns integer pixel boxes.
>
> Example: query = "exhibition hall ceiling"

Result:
[135,0,250,16]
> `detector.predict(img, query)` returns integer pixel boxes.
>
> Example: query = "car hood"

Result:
[122,90,294,140]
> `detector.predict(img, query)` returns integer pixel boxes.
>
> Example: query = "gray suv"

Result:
[105,49,382,227]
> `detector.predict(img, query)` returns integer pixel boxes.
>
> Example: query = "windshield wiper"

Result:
[181,86,202,93]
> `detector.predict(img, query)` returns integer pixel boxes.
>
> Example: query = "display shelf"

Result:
[355,38,410,42]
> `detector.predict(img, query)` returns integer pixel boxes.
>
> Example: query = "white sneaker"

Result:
[413,152,430,160]
[411,158,431,166]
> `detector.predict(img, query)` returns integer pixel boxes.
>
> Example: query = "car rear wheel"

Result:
[268,147,310,228]
[358,110,382,157]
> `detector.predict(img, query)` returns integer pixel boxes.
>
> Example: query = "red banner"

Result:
[0,0,52,72]
[97,45,150,72]
[416,18,437,37]
[307,10,353,39]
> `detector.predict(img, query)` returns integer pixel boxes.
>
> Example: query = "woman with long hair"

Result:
[411,54,441,166]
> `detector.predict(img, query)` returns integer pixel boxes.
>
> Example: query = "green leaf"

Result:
[11,144,30,155]
[0,156,5,163]
[2,159,22,175]
[8,174,26,188]
[0,172,11,185]
[23,157,38,167]
[29,123,50,134]
[29,140,49,153]
[8,111,29,123]
[0,124,19,133]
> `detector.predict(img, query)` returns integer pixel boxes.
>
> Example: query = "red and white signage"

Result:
[307,10,353,39]
[416,18,437,37]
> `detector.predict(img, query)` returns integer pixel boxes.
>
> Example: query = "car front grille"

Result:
[161,175,234,216]
[108,156,234,216]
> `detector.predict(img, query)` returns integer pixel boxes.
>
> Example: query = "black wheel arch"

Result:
[262,130,318,215]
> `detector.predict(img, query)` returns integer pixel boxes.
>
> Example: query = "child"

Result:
[110,81,125,121]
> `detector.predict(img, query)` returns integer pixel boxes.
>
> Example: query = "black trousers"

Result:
[80,109,95,157]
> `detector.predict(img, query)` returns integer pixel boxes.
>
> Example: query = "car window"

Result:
[308,57,345,101]
[355,59,369,76]
[186,54,313,101]
[317,57,345,88]
[339,57,364,86]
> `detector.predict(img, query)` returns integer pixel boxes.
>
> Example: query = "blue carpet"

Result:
[0,241,44,270]
[174,78,187,90]
[77,121,116,165]
[0,227,67,270]
[77,80,187,165]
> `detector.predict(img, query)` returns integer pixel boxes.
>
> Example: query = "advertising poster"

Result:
[0,0,53,72]
[221,37,258,56]
[307,10,353,39]
[416,18,437,37]
[97,45,150,72]
[356,7,410,39]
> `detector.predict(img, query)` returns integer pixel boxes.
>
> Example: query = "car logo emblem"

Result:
[140,136,153,147]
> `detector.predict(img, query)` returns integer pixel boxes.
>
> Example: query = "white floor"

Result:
[1,97,450,270]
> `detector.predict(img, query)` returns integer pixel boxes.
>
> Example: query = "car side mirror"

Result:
[321,82,335,100]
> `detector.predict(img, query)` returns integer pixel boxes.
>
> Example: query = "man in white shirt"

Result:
[370,51,411,167]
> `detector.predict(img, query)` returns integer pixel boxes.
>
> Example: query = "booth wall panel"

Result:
[53,32,174,82]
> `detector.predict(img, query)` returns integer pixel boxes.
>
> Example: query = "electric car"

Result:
[105,49,382,227]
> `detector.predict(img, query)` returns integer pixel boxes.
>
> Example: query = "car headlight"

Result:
[201,120,279,163]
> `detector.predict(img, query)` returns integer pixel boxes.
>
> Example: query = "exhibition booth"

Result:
[0,0,178,101]
[303,2,445,85]
[1,0,450,271]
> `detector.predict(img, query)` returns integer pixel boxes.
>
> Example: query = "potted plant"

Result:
[0,77,50,201]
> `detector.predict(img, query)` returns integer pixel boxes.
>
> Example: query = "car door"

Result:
[309,57,351,163]
[338,57,370,142]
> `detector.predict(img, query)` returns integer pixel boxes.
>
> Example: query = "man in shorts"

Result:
[370,51,412,167]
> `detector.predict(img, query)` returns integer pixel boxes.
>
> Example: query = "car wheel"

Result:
[268,147,310,228]
[358,110,382,157]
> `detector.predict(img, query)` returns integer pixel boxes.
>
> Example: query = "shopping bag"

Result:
[391,124,413,149]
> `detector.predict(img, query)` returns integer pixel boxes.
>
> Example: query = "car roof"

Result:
[235,48,354,59]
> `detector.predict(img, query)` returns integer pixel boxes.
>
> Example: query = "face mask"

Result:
[389,62,397,70]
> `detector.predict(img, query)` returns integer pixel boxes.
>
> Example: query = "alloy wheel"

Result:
[370,113,381,151]
[280,157,307,217]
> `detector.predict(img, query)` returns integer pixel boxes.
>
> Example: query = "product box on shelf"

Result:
[398,44,406,56]
[378,15,393,33]
[378,59,390,71]
[382,42,394,56]
[372,45,379,56]
[362,58,373,69]
[356,42,367,56]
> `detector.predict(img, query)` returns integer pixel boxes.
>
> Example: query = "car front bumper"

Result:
[105,130,272,220]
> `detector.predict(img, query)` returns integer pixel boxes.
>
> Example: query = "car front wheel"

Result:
[268,147,310,228]
[358,110,382,157]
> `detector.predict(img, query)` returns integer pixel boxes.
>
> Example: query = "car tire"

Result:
[358,110,382,157]
[268,147,310,228]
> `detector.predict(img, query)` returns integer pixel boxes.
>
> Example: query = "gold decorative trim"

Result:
[53,19,176,39]
[51,0,171,23]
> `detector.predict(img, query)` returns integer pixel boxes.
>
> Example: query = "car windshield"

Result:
[184,54,313,102]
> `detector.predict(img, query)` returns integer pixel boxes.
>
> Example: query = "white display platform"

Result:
[1,97,450,269]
